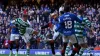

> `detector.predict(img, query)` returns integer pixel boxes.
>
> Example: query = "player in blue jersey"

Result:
[40,12,62,56]
[8,15,19,56]
[55,5,82,56]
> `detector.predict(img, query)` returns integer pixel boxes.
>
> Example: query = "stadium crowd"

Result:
[0,2,100,50]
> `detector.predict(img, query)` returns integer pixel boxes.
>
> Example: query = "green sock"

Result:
[66,46,70,54]
[86,48,92,56]
[87,48,91,53]
[79,48,85,56]
[27,47,30,55]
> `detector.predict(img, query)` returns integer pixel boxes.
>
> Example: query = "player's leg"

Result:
[9,34,15,56]
[14,34,20,56]
[69,35,81,56]
[21,36,31,56]
[25,27,40,56]
[49,32,59,56]
[24,28,35,56]
[26,27,38,36]
[24,27,40,56]
[79,37,88,48]
[26,42,31,56]
[78,37,88,56]
[21,33,31,56]
[66,40,72,55]
[61,35,68,56]
[49,40,55,56]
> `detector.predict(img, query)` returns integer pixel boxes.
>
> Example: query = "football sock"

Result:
[66,46,71,54]
[10,41,14,51]
[26,47,30,55]
[71,43,81,56]
[50,40,55,55]
[61,42,67,56]
[79,48,85,56]
[16,43,19,52]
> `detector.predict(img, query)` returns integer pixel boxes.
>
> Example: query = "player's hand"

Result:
[11,20,15,23]
[33,31,38,35]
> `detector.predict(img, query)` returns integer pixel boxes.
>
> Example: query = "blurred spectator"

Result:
[0,2,100,49]
[94,45,100,50]
[87,31,96,47]
[0,7,3,14]
[3,38,10,49]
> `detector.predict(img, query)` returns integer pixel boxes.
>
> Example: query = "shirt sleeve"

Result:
[11,20,15,24]
[41,22,52,29]
[27,20,32,27]
[73,14,82,23]
[84,18,91,27]
[55,16,63,31]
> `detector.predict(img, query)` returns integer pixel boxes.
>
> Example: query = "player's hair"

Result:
[60,11,64,15]
[64,5,70,12]
[78,7,85,14]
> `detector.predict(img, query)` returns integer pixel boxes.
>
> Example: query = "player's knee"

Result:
[61,49,65,55]
[50,40,54,44]
[85,44,88,48]
[73,48,79,52]
[53,36,57,40]
[73,43,81,50]
[63,40,67,43]
[63,42,68,47]
[26,42,31,47]
[15,40,19,44]
[16,42,19,46]
[63,38,68,43]
[74,43,81,48]
[15,39,19,41]
[73,43,80,48]
[80,44,88,48]
[9,41,14,45]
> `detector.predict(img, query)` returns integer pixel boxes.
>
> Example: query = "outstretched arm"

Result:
[41,22,52,29]
[33,30,39,35]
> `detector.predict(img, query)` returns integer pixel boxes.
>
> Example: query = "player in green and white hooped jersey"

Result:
[75,8,91,56]
[13,14,38,56]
